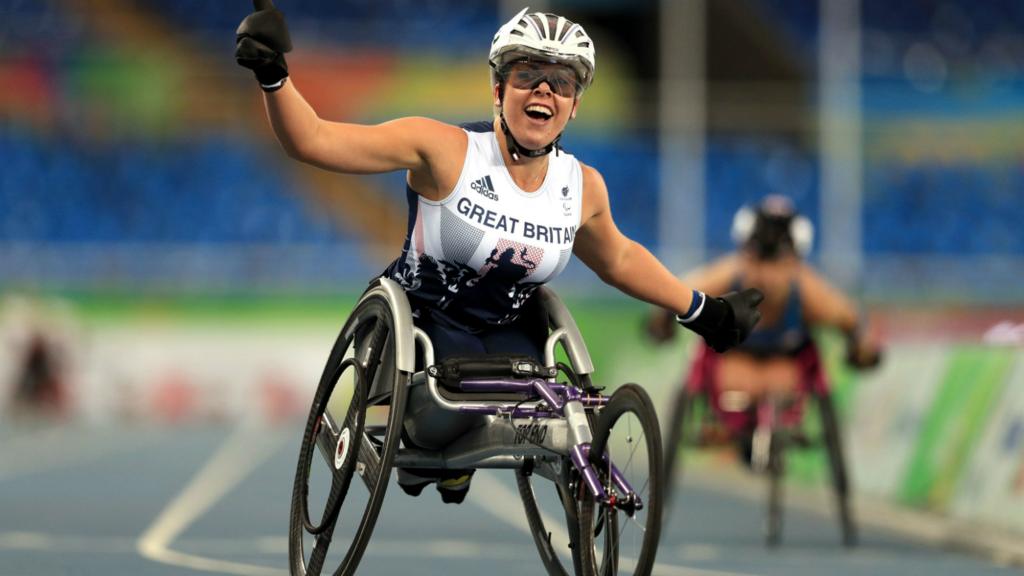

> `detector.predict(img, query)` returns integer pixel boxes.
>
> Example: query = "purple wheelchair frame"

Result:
[383,285,644,511]
[449,376,638,509]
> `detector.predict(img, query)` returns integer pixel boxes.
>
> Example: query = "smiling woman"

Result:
[234,0,762,508]
[485,8,595,160]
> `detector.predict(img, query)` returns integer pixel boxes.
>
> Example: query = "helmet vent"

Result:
[543,14,561,39]
[526,13,546,38]
[489,9,596,92]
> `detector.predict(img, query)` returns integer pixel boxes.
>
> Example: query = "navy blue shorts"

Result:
[403,302,547,451]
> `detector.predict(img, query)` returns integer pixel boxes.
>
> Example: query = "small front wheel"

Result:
[578,384,663,576]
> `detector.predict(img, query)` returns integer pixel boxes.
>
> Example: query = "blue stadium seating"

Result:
[864,163,1024,255]
[561,134,661,248]
[0,132,352,245]
[6,129,1019,258]
[2,0,1022,296]
[706,138,1023,257]
[142,0,497,54]
[705,137,820,256]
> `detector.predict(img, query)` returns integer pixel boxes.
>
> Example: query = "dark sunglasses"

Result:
[503,61,582,98]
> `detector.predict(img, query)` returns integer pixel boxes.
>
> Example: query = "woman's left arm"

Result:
[572,164,763,353]
[572,165,694,314]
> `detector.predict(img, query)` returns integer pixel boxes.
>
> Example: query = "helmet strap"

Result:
[499,112,561,162]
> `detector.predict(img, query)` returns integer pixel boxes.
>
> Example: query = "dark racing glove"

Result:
[845,333,883,369]
[676,288,764,353]
[235,0,293,91]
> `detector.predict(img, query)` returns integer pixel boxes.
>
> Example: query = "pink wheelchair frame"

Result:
[665,338,856,547]
[682,340,828,438]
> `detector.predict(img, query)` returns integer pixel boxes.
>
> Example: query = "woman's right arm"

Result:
[264,82,463,176]
[236,1,464,181]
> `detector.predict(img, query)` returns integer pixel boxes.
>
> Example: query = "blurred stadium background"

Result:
[1,0,1022,562]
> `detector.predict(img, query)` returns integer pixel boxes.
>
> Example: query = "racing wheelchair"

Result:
[288,278,663,576]
[661,341,855,547]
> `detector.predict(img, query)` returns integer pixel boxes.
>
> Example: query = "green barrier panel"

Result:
[899,346,1013,510]
[68,292,650,367]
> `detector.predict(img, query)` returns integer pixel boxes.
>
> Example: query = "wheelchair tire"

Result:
[764,431,784,547]
[816,390,857,547]
[288,293,410,576]
[516,465,580,576]
[579,384,663,576]
[661,387,695,514]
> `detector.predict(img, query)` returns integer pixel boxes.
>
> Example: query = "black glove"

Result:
[235,0,293,91]
[643,309,677,344]
[677,289,764,353]
[845,339,883,369]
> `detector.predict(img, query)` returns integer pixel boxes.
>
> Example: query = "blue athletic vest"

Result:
[733,277,812,356]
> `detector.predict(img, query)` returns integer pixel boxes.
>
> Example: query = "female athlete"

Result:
[648,195,882,405]
[236,2,763,502]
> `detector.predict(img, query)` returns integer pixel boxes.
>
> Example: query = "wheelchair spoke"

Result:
[619,428,645,474]
[356,430,382,491]
[315,413,341,469]
[623,510,646,535]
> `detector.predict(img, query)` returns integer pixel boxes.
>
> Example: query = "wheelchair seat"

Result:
[684,340,829,437]
[426,353,557,403]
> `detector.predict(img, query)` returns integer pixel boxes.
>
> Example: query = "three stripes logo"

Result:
[470,175,498,201]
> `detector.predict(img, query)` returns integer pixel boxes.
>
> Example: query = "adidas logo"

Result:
[470,175,498,201]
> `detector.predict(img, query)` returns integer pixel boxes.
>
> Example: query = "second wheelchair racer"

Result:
[648,195,882,412]
[236,2,763,503]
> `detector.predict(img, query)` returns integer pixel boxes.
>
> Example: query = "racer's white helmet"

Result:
[731,195,814,259]
[489,7,596,94]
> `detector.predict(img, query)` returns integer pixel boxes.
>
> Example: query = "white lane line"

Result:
[469,470,758,576]
[469,469,571,549]
[469,469,576,567]
[1,531,543,561]
[136,422,290,576]
[0,531,136,553]
[0,531,756,573]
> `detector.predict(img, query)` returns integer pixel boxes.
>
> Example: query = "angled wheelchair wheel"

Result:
[764,431,785,547]
[661,387,696,514]
[517,463,583,576]
[289,292,410,576]
[579,384,663,576]
[816,390,857,547]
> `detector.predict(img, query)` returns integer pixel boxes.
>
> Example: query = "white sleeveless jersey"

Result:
[384,122,583,330]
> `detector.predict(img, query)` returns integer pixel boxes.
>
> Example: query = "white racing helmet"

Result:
[731,195,814,259]
[489,7,596,93]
